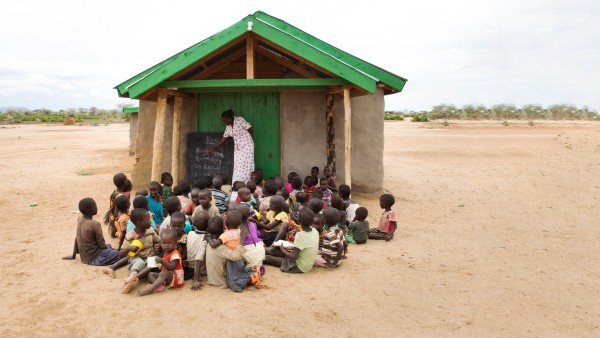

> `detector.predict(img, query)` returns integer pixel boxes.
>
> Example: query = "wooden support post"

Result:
[326,94,336,176]
[246,34,254,79]
[343,88,352,187]
[151,92,168,182]
[172,96,183,183]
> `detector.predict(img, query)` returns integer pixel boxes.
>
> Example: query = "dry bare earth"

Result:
[0,121,598,337]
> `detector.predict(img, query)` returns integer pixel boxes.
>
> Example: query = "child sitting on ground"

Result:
[161,172,174,201]
[114,195,131,250]
[322,165,337,193]
[284,172,297,193]
[137,229,184,296]
[245,181,259,209]
[264,207,319,274]
[184,188,201,216]
[237,204,265,273]
[311,166,319,181]
[205,210,242,250]
[319,178,333,208]
[315,208,345,268]
[177,180,193,211]
[258,180,278,215]
[106,173,128,238]
[188,210,210,290]
[204,217,259,291]
[220,173,232,197]
[192,189,220,220]
[253,195,289,247]
[289,191,304,222]
[348,207,369,245]
[160,196,192,236]
[338,184,359,226]
[169,212,194,280]
[289,176,303,203]
[211,176,229,215]
[237,187,261,220]
[303,175,317,201]
[368,194,397,241]
[330,196,347,231]
[276,188,290,205]
[63,198,121,266]
[251,170,264,198]
[230,181,245,203]
[146,181,164,225]
[307,196,324,214]
[125,195,160,234]
[121,208,161,294]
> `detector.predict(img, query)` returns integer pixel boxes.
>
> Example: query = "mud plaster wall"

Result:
[280,89,384,193]
[132,96,197,189]
[129,113,138,155]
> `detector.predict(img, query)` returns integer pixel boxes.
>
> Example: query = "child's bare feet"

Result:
[137,286,153,297]
[121,277,138,294]
[124,271,138,284]
[101,268,115,278]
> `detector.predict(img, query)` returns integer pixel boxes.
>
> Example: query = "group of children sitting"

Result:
[63,166,398,296]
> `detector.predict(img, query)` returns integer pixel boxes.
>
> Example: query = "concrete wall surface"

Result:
[280,89,384,192]
[133,90,383,193]
[129,113,138,155]
[131,96,197,189]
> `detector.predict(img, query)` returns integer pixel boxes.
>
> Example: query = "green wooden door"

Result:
[197,92,280,179]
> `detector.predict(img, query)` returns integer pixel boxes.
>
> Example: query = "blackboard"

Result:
[187,133,234,183]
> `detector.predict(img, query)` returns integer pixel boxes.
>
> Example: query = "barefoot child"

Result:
[192,189,220,221]
[211,176,230,215]
[323,165,337,193]
[238,187,260,220]
[264,208,319,274]
[348,207,369,245]
[121,208,161,294]
[237,204,265,272]
[146,181,164,225]
[161,172,174,201]
[205,210,242,250]
[184,188,201,216]
[253,195,289,247]
[188,211,210,290]
[63,198,121,266]
[319,178,333,208]
[315,208,344,268]
[160,196,193,235]
[114,195,131,250]
[368,194,397,241]
[289,176,303,203]
[106,173,128,238]
[138,229,184,296]
[204,217,260,292]
[127,195,158,233]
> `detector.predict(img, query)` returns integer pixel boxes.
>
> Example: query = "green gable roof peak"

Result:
[115,11,406,99]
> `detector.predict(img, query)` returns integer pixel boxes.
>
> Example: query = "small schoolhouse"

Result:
[115,11,406,193]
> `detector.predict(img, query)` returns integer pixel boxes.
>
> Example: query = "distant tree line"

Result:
[386,104,599,125]
[0,105,131,124]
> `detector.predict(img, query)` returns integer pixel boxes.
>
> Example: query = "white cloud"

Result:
[0,0,598,111]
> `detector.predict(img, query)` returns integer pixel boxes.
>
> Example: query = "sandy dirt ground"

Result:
[0,120,599,337]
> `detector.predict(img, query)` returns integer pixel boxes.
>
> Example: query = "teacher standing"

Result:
[207,109,255,183]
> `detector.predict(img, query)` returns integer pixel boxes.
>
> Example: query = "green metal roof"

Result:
[122,107,139,114]
[115,11,407,99]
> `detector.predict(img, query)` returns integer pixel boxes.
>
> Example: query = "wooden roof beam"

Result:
[190,49,246,80]
[254,45,319,79]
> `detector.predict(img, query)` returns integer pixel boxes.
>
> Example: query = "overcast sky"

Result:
[1,0,599,112]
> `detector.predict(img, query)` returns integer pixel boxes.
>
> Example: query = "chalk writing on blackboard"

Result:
[187,133,234,183]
